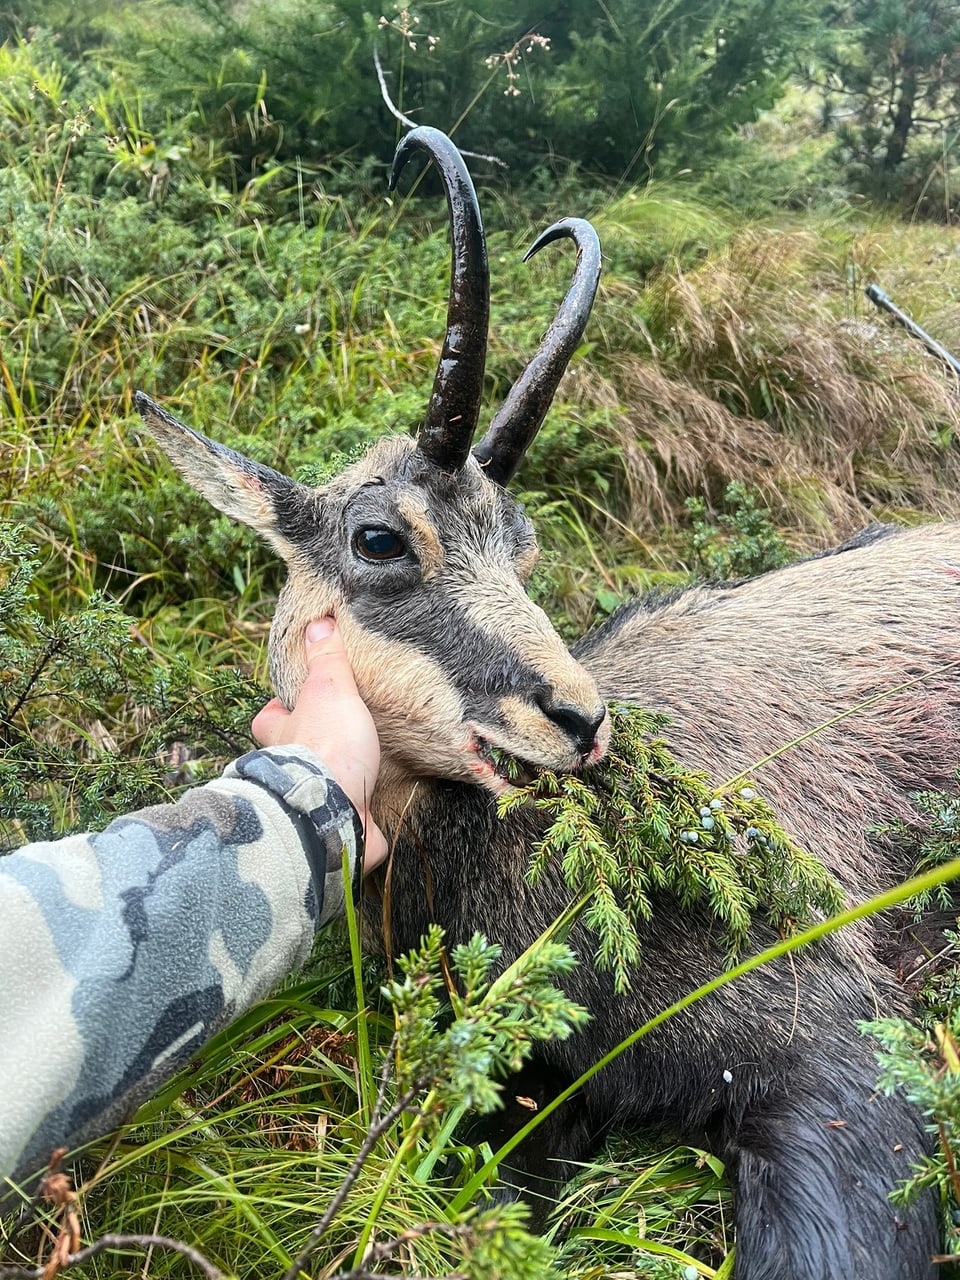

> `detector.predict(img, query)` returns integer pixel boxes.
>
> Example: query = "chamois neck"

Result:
[371,757,429,842]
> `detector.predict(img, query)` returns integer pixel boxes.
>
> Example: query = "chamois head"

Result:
[136,127,609,798]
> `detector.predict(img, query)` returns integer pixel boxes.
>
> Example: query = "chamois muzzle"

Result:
[535,688,607,757]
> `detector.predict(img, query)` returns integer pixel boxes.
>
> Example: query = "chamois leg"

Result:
[722,1051,938,1280]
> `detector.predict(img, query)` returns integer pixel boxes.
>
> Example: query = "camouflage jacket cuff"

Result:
[223,746,363,929]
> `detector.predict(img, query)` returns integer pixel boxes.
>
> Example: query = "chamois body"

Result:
[136,127,956,1279]
[384,521,960,1278]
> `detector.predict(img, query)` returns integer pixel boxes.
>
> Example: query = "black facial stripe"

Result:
[350,584,547,715]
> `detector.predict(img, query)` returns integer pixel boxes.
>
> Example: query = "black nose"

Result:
[536,691,606,755]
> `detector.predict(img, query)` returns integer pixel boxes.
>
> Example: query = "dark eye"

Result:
[354,527,407,562]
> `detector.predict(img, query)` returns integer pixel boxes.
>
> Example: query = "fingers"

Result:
[362,823,390,872]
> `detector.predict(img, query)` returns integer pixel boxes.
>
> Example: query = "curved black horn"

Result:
[390,126,489,472]
[472,218,601,487]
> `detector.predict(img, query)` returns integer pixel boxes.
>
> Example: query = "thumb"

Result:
[302,617,361,698]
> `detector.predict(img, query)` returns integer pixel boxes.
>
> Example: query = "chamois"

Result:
[135,126,960,1279]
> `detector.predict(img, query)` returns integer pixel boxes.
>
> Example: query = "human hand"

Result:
[251,618,388,870]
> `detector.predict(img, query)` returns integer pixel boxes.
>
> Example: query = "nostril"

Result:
[536,692,606,755]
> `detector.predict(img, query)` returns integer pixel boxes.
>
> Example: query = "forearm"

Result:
[0,745,362,1189]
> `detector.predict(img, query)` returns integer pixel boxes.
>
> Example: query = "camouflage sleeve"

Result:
[0,744,364,1192]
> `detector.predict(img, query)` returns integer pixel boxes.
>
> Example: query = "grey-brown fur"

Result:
[133,126,956,1280]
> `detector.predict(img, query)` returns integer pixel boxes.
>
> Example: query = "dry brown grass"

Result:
[572,219,960,550]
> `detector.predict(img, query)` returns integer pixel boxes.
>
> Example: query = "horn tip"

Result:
[523,217,601,264]
[389,125,449,190]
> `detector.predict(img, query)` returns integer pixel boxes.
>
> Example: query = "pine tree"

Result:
[815,0,960,205]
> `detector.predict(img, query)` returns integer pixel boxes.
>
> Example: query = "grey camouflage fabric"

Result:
[0,744,362,1193]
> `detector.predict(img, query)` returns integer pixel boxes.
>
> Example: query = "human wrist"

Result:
[224,746,363,927]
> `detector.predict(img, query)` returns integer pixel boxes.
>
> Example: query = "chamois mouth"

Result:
[467,727,604,795]
[473,733,542,789]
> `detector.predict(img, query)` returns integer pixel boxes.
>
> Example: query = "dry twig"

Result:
[0,1233,225,1280]
[372,48,506,168]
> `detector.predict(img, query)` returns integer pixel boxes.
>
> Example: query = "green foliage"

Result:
[814,0,960,214]
[500,704,845,993]
[879,775,960,915]
[294,443,372,488]
[370,926,588,1279]
[452,1202,560,1280]
[685,481,793,580]
[0,520,162,841]
[870,775,960,970]
[385,926,588,1117]
[864,1015,960,1263]
[0,520,265,846]
[4,0,824,194]
[5,21,960,628]
[555,1137,729,1276]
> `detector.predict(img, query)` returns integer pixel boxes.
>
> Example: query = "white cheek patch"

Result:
[268,594,482,799]
[336,614,470,771]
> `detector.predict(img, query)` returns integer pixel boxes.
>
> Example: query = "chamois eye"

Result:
[354,527,407,562]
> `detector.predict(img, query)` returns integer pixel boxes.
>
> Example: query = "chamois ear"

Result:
[135,392,309,556]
